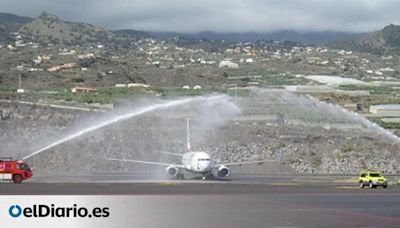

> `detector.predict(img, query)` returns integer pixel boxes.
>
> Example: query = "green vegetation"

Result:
[369,117,400,129]
[223,67,309,85]
[70,77,85,83]
[270,142,285,150]
[311,154,322,167]
[381,24,400,54]
[339,84,400,95]
[38,87,157,104]
[368,117,400,137]
[287,158,300,165]
[340,143,354,153]
[0,84,17,92]
[1,86,243,105]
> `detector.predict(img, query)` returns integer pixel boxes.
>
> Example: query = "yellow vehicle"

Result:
[359,171,387,188]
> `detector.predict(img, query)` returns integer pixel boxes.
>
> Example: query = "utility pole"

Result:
[15,73,20,102]
[16,73,24,94]
[18,73,21,90]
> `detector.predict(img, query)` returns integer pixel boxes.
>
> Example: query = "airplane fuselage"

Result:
[181,151,212,174]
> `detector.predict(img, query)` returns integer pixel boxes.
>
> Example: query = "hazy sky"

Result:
[1,0,399,33]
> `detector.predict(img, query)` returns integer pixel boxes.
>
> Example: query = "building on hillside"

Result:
[305,75,364,86]
[61,63,76,69]
[47,66,61,72]
[127,83,150,88]
[71,87,97,93]
[285,85,335,93]
[219,60,239,69]
[370,104,400,116]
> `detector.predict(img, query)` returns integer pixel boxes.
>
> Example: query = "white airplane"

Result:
[108,118,274,180]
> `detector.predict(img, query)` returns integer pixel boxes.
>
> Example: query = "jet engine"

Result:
[166,165,179,177]
[217,165,230,177]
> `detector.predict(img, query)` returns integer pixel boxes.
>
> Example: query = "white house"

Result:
[219,60,239,68]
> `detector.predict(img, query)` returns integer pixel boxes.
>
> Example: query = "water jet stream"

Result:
[248,88,400,143]
[22,95,226,160]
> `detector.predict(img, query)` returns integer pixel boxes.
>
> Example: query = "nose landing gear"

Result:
[201,173,214,180]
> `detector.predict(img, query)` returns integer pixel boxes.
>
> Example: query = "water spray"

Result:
[305,95,400,143]
[22,95,228,160]
[249,88,400,143]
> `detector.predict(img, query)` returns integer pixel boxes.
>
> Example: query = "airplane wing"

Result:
[107,158,184,168]
[155,150,183,157]
[216,160,276,167]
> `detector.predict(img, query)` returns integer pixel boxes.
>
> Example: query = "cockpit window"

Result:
[198,158,210,161]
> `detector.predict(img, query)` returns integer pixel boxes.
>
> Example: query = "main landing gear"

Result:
[177,173,184,180]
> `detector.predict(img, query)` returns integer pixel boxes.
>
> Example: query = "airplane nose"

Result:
[199,162,211,171]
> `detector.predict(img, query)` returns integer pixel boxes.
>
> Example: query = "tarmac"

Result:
[1,173,400,227]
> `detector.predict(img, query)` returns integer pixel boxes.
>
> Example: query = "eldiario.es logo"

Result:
[8,204,109,218]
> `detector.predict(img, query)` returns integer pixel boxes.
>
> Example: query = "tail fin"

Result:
[186,118,191,151]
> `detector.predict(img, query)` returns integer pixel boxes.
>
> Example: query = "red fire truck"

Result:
[0,157,33,183]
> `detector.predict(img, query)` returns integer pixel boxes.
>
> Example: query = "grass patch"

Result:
[6,86,241,104]
[311,155,322,167]
[339,84,400,95]
[369,117,400,129]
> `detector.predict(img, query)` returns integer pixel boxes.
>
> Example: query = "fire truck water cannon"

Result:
[0,157,33,184]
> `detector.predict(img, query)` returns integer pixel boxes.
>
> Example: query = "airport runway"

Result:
[1,173,400,227]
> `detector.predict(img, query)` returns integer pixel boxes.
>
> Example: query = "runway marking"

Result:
[291,177,336,183]
[271,225,301,228]
[333,178,358,183]
[335,186,360,189]
[153,182,179,186]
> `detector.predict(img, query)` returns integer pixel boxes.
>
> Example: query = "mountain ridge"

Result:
[0,12,33,43]
[17,12,115,45]
[326,24,400,55]
[0,12,366,45]
[115,29,366,45]
[1,11,400,52]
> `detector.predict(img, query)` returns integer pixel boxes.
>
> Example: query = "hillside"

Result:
[326,24,400,55]
[18,12,115,45]
[0,12,367,46]
[0,12,32,24]
[0,12,32,43]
